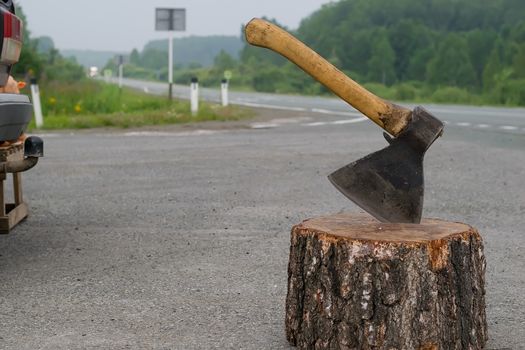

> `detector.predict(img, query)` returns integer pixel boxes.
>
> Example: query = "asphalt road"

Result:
[0,98,524,348]
[116,77,525,135]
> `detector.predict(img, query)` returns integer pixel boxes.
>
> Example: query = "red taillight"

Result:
[1,11,22,64]
[3,11,22,41]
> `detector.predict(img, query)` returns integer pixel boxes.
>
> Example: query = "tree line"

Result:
[114,0,525,106]
[12,6,85,83]
[238,0,525,105]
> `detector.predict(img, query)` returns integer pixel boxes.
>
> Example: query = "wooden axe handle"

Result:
[245,18,412,136]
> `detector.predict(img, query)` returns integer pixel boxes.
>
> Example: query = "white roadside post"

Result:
[191,77,199,116]
[155,8,186,101]
[222,70,232,107]
[30,78,44,128]
[221,79,229,107]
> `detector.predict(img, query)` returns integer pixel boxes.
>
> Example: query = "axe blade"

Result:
[328,107,444,224]
[328,142,424,223]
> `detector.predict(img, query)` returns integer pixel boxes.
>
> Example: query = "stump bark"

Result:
[285,213,487,350]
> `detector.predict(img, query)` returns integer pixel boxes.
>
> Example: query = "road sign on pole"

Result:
[155,8,186,31]
[155,8,186,101]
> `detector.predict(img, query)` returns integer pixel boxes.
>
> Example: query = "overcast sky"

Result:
[16,0,334,52]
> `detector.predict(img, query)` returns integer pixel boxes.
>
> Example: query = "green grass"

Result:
[30,104,251,130]
[28,80,252,130]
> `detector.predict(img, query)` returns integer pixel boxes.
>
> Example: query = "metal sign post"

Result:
[155,8,186,101]
[168,30,174,98]
[118,55,124,89]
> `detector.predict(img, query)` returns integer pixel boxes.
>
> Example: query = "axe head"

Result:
[328,107,444,224]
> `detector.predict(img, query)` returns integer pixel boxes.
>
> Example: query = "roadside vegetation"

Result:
[14,6,246,130]
[112,0,525,107]
[30,82,250,130]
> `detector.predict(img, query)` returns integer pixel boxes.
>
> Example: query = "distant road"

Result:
[113,77,525,135]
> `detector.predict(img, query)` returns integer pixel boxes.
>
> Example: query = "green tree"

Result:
[130,49,141,66]
[213,50,237,72]
[336,29,374,78]
[367,30,396,85]
[140,49,168,70]
[483,41,504,91]
[252,65,282,92]
[35,36,55,54]
[45,48,60,65]
[466,30,498,86]
[389,20,432,81]
[406,48,435,81]
[44,57,85,82]
[426,34,477,87]
[11,4,84,83]
[297,1,349,58]
[508,21,525,43]
[512,44,525,78]
[12,5,43,78]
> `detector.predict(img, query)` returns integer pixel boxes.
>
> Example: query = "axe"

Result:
[245,18,444,224]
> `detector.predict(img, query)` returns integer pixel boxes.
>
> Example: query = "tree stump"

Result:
[285,213,487,350]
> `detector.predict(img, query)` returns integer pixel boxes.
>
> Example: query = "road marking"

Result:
[311,108,362,117]
[250,123,279,129]
[123,130,220,137]
[302,117,367,126]
[331,117,368,125]
[304,122,328,127]
[456,122,471,127]
[477,124,490,128]
[237,102,307,112]
[270,117,312,124]
[500,125,518,131]
[34,133,64,138]
[431,107,525,118]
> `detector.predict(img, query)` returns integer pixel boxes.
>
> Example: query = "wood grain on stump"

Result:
[285,213,487,350]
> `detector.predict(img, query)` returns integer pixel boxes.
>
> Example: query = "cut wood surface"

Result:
[286,213,487,350]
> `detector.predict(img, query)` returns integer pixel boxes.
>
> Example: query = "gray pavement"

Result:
[0,109,524,349]
[116,77,525,134]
